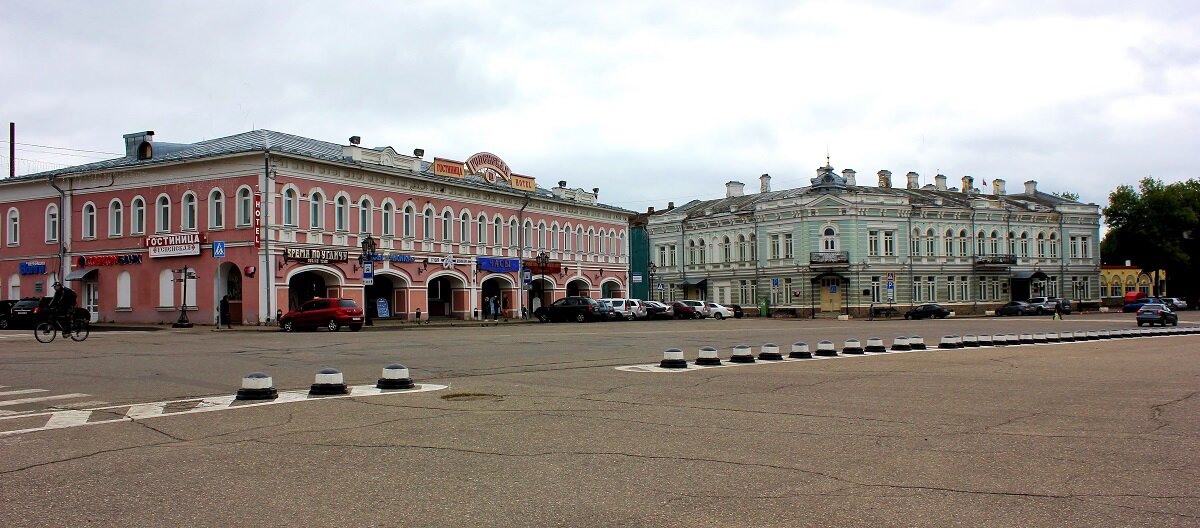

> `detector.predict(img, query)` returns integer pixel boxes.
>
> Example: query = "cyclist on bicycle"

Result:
[48,282,78,336]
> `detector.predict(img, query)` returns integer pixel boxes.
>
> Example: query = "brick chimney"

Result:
[1024,180,1037,196]
[759,173,771,193]
[961,176,974,193]
[842,169,856,186]
[726,181,745,198]
[877,170,892,188]
[934,174,947,191]
[993,178,1006,196]
[906,172,920,189]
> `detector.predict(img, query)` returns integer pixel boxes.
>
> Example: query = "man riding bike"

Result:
[48,282,79,336]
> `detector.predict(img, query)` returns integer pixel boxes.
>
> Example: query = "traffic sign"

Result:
[363,261,374,286]
[212,241,226,258]
[886,282,895,290]
[885,272,895,282]
[657,281,665,291]
[772,277,780,287]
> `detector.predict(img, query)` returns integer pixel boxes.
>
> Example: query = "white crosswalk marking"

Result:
[44,410,91,429]
[0,393,91,407]
[125,402,168,419]
[0,389,47,397]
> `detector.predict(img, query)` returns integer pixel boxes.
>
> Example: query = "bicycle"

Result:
[34,317,90,343]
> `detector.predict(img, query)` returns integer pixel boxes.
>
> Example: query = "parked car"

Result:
[678,300,710,318]
[904,303,950,320]
[595,299,620,320]
[0,299,19,329]
[1136,303,1178,326]
[599,298,648,321]
[1025,297,1057,314]
[997,301,1038,316]
[279,298,364,332]
[1161,297,1189,311]
[642,300,673,320]
[729,304,744,318]
[671,301,702,319]
[1123,297,1163,313]
[706,302,735,319]
[534,296,607,323]
[5,297,91,330]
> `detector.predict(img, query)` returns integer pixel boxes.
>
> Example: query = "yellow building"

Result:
[1100,265,1167,301]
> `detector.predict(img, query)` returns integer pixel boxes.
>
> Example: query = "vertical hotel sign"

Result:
[253,192,262,248]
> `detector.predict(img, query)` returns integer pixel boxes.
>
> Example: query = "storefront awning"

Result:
[1010,270,1049,280]
[64,267,98,281]
[679,278,707,286]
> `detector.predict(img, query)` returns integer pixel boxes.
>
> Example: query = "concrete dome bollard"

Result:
[951,335,963,348]
[814,340,838,357]
[729,344,756,363]
[1085,330,1099,341]
[789,342,812,359]
[377,364,416,389]
[1019,333,1034,345]
[977,334,994,347]
[909,335,927,350]
[1118,328,1132,338]
[235,372,278,401]
[758,343,784,361]
[993,334,1008,346]
[309,368,349,396]
[842,338,864,354]
[864,337,887,353]
[962,334,979,347]
[1045,332,1060,343]
[659,348,688,369]
[1059,331,1075,342]
[891,336,911,351]
[937,335,957,349]
[1097,329,1111,339]
[1074,330,1087,341]
[1033,332,1047,344]
[695,346,723,366]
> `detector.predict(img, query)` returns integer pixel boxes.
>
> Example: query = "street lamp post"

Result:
[535,251,550,312]
[172,266,196,328]
[646,261,657,301]
[359,234,377,326]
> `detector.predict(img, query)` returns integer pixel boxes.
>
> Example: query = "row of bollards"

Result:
[657,325,1200,369]
[235,364,417,400]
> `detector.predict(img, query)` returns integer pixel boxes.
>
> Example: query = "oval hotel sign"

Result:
[433,152,536,192]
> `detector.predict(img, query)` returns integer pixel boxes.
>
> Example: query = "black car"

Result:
[534,296,606,323]
[729,304,744,318]
[6,297,91,329]
[0,299,19,329]
[904,303,950,320]
[642,300,672,320]
[996,301,1037,316]
[1136,303,1178,326]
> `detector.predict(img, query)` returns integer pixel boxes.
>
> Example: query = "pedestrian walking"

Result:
[219,295,232,328]
[1054,299,1065,320]
[482,296,492,320]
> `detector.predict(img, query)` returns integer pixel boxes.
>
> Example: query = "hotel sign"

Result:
[463,152,537,192]
[144,232,206,258]
[432,158,466,179]
[284,248,349,264]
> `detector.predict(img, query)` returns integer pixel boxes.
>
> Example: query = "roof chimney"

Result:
[992,178,1006,196]
[961,176,974,193]
[759,173,771,193]
[842,169,856,186]
[592,187,599,200]
[122,131,154,159]
[1024,180,1038,196]
[725,181,745,198]
[647,206,655,214]
[558,180,566,188]
[877,170,892,188]
[906,172,920,189]
[934,174,947,191]
[667,201,675,210]
[348,135,361,145]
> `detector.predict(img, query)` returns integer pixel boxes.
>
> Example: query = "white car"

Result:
[678,300,710,317]
[1162,297,1188,311]
[706,302,734,319]
[598,298,648,321]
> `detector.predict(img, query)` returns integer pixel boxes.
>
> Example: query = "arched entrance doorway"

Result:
[426,272,468,318]
[365,275,395,319]
[288,268,342,311]
[567,279,589,298]
[216,262,244,324]
[530,277,553,313]
[600,280,621,298]
[480,276,513,320]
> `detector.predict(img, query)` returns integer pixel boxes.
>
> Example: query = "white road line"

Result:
[0,393,91,407]
[0,389,48,397]
[43,410,92,429]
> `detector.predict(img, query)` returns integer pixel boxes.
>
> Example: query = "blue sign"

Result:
[479,257,520,273]
[830,284,838,293]
[772,277,780,287]
[522,269,532,285]
[212,241,226,258]
[19,262,47,275]
[363,261,374,285]
[886,282,895,290]
[372,253,415,263]
[376,298,390,318]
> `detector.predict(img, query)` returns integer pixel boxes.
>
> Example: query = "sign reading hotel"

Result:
[284,248,349,264]
[432,158,466,179]
[437,152,537,192]
[144,233,206,258]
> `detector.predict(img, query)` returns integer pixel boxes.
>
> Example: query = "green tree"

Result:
[1053,191,1080,201]
[1101,177,1200,301]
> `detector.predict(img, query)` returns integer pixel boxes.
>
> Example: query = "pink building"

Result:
[0,130,631,325]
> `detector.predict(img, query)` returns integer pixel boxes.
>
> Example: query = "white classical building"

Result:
[645,165,1102,317]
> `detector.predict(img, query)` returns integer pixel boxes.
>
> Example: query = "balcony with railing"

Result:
[810,251,850,266]
[974,254,1017,268]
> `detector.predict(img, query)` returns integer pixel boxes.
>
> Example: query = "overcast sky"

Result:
[3,1,1197,213]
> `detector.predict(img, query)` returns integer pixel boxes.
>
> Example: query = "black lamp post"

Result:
[646,261,657,301]
[535,251,550,310]
[172,266,196,328]
[359,234,377,326]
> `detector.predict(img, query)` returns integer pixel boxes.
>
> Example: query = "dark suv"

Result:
[0,299,20,329]
[535,296,606,323]
[5,297,91,329]
[904,303,950,320]
[279,298,365,332]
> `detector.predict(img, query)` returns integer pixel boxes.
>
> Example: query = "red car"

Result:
[279,298,364,332]
[671,302,702,319]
